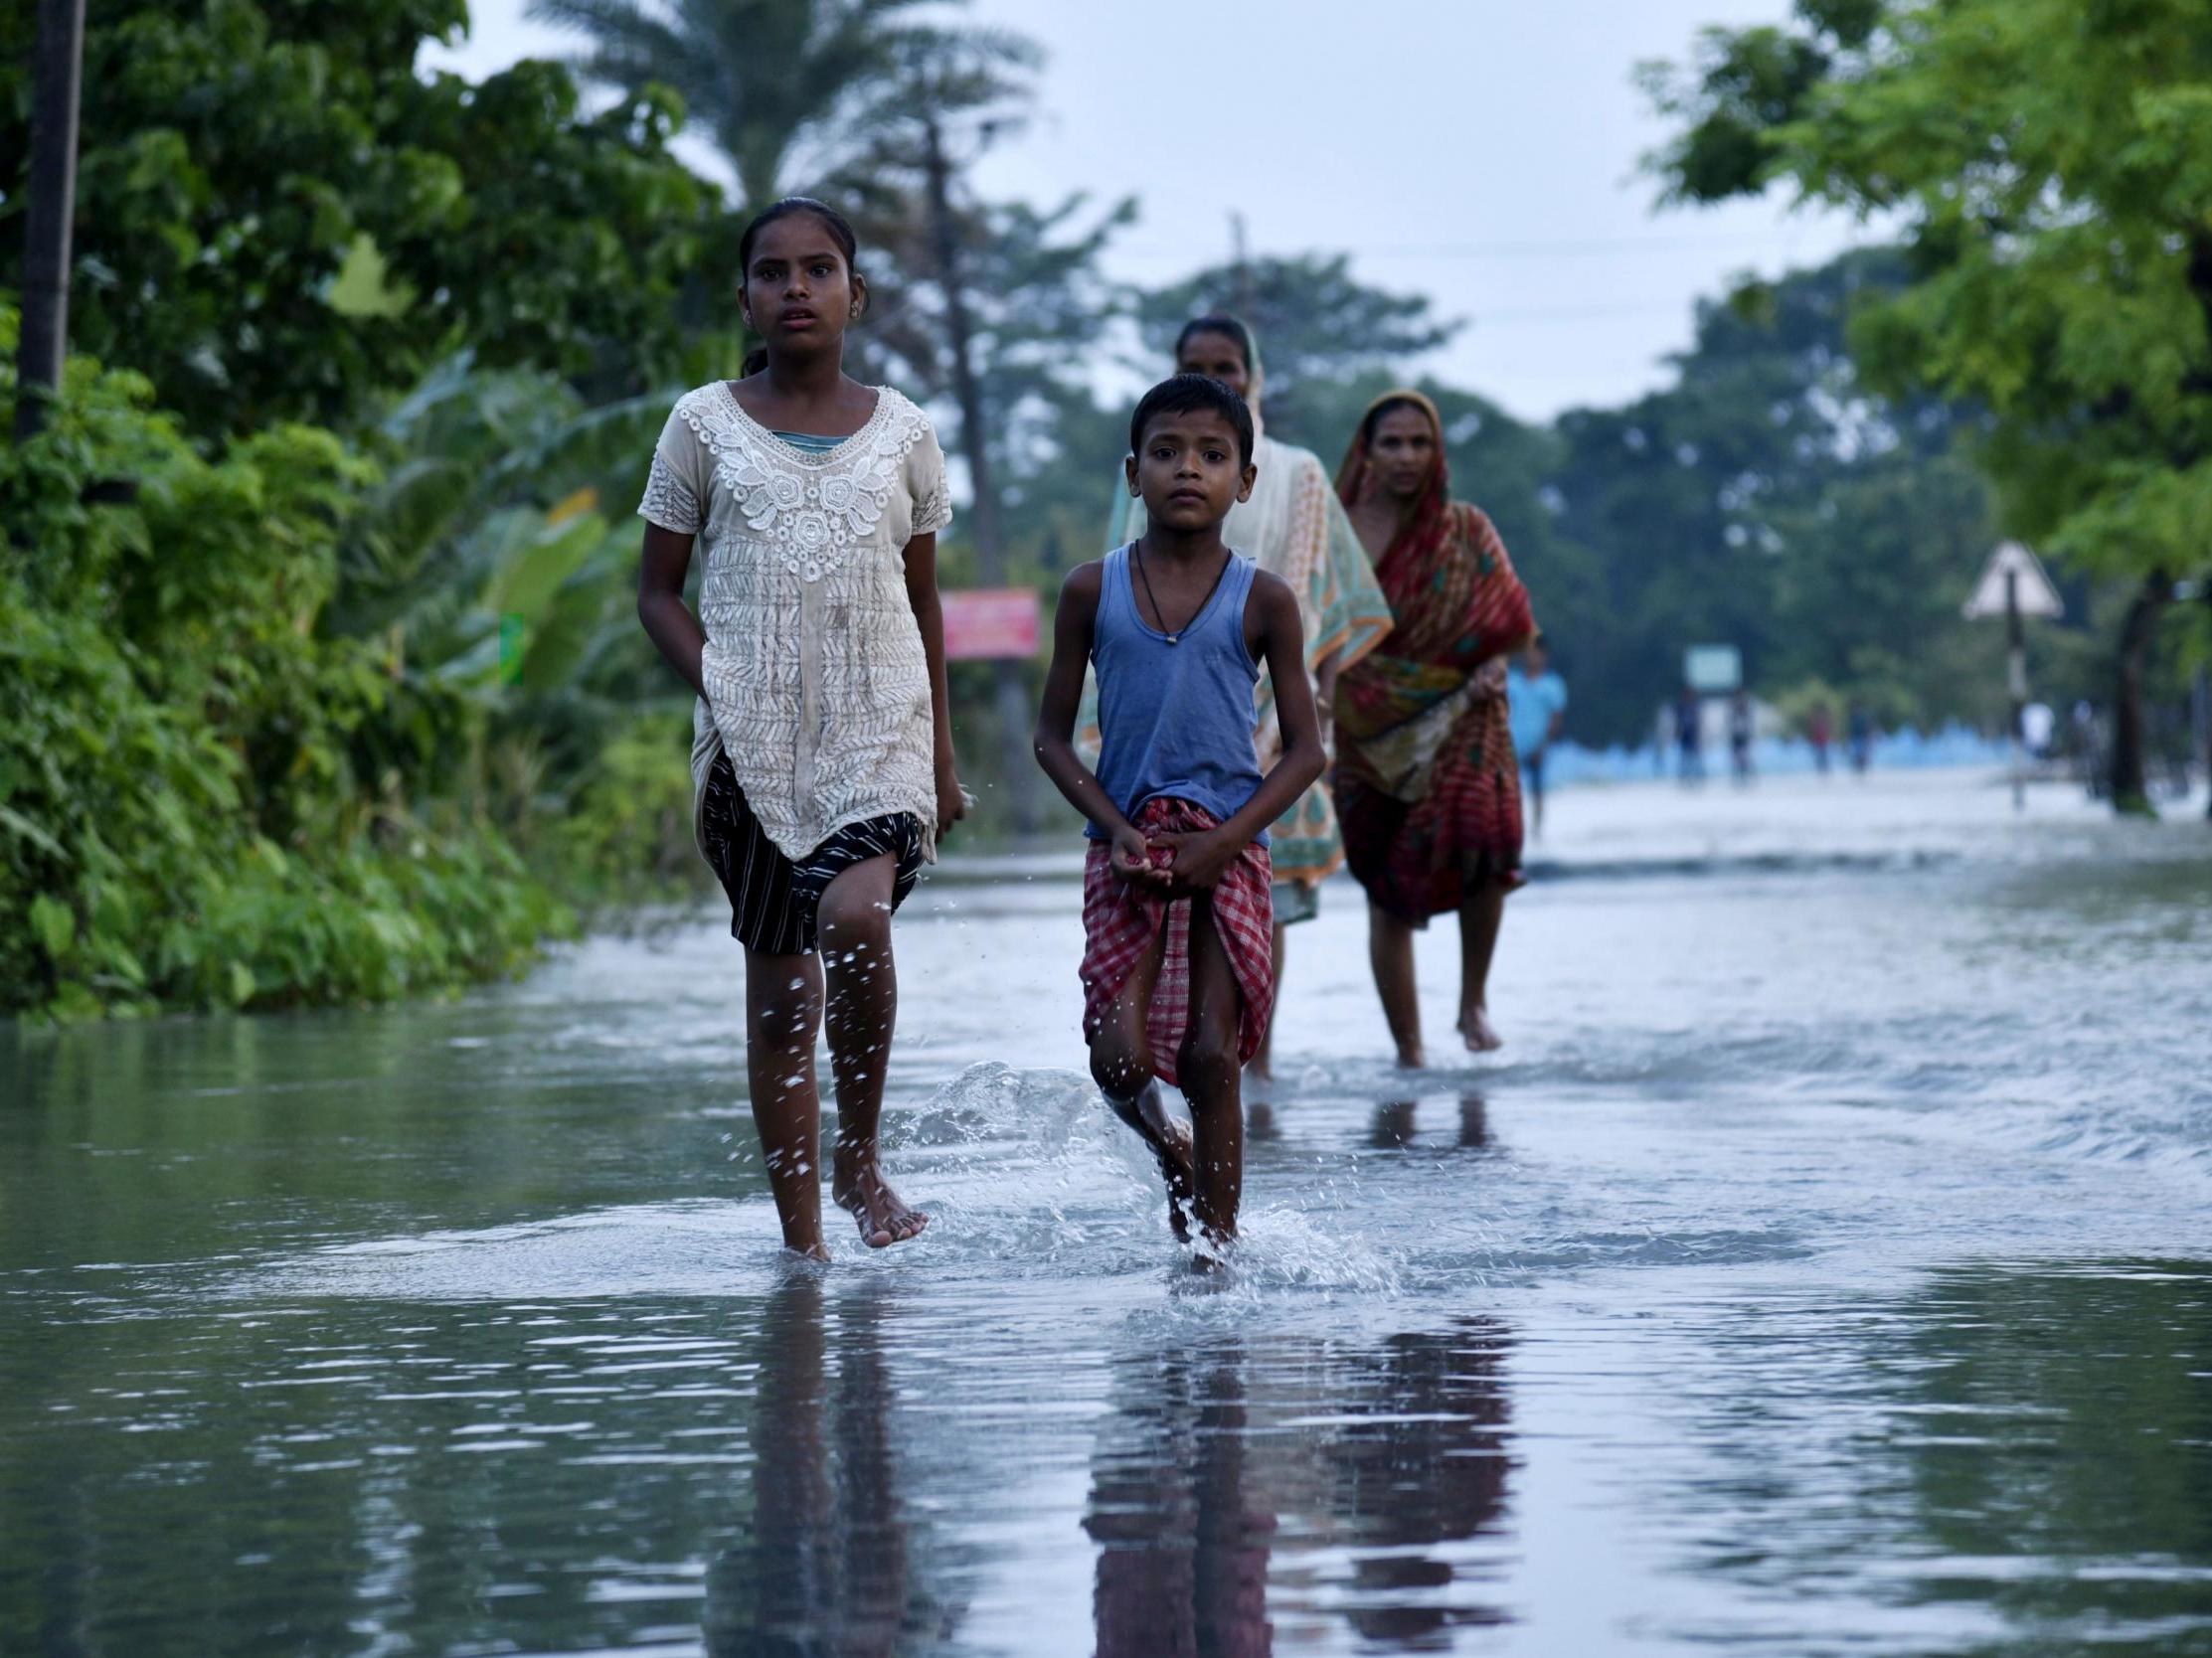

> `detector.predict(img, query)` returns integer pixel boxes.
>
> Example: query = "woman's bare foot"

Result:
[1457,1004,1503,1053]
[831,1147,929,1248]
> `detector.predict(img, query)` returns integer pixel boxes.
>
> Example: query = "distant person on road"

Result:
[1507,635,1569,837]
[1034,373,1326,1256]
[1334,391,1537,1063]
[1103,315,1393,1082]
[1729,690,1756,783]
[1808,702,1834,773]
[1675,688,1705,784]
[634,198,963,1261]
[1848,702,1876,774]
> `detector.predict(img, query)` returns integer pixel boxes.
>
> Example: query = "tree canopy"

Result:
[0,0,718,435]
[1643,0,2212,590]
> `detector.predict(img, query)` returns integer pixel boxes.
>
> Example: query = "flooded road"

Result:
[6,771,2210,1655]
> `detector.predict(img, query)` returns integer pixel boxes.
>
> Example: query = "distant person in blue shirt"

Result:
[1507,636,1569,837]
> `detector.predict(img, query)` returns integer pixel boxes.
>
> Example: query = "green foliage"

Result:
[0,320,572,1020]
[531,0,978,209]
[551,714,707,907]
[334,354,699,803]
[1215,250,2004,746]
[1134,253,1460,433]
[1645,0,2212,590]
[0,0,720,435]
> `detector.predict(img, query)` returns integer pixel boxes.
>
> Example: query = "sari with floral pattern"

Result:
[1333,392,1535,924]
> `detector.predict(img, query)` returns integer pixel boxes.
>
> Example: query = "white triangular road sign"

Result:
[1962,541,2064,619]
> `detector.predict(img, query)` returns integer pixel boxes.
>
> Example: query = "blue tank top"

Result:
[1087,544,1266,844]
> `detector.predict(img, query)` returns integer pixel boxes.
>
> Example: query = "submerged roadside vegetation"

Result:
[5,0,2206,1020]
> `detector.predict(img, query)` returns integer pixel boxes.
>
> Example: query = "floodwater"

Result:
[5,771,2210,1657]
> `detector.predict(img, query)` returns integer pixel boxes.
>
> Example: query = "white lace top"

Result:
[636,382,953,863]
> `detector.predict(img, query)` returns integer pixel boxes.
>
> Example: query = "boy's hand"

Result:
[936,761,969,839]
[1150,827,1238,893]
[1111,824,1168,888]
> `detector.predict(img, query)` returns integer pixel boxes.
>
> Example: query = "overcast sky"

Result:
[426,0,1865,422]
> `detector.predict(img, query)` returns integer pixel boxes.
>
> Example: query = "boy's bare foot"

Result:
[1395,1043,1426,1070]
[1190,1226,1236,1270]
[783,1242,832,1264]
[832,1148,929,1248]
[1456,1005,1503,1053]
[1156,1118,1196,1244]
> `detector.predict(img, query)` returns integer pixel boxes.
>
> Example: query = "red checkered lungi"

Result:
[1080,797,1275,1087]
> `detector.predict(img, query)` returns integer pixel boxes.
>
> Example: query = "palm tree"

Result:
[526,0,955,209]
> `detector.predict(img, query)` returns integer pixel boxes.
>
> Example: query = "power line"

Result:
[1112,231,1866,263]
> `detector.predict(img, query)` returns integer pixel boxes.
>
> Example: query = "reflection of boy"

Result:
[1033,375,1325,1255]
[1506,637,1568,835]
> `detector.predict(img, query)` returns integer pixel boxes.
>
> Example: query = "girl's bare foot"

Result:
[831,1147,929,1248]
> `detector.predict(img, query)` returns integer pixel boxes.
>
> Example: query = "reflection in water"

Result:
[705,1278,943,1657]
[1090,1347,1276,1656]
[1458,1094,1489,1148]
[1370,1101,1419,1148]
[1365,1093,1491,1151]
[1086,1322,1514,1654]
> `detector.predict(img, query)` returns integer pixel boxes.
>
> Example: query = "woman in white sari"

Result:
[1098,315,1393,1078]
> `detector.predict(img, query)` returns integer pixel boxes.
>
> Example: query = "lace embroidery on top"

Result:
[676,383,933,583]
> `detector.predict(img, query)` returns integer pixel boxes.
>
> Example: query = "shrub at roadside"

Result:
[2,322,572,1020]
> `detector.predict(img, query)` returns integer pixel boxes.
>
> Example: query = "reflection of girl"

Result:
[705,1279,926,1657]
[1107,316,1393,1078]
[1334,392,1535,1065]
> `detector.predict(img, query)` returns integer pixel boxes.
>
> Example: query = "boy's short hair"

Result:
[1129,373,1255,467]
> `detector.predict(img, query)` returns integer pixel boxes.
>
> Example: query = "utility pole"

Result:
[15,0,87,443]
[1230,212,1255,320]
[921,110,1038,832]
[2004,568,2026,812]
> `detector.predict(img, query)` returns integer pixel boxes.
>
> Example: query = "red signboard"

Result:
[941,587,1042,661]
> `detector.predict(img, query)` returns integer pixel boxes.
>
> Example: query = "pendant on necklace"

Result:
[1167,634,1180,646]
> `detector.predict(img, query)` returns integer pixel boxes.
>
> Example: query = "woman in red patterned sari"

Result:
[1334,391,1535,1065]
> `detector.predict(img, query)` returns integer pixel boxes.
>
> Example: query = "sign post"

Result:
[940,588,1042,663]
[1962,542,2064,811]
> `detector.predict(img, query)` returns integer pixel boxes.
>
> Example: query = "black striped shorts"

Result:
[697,750,925,957]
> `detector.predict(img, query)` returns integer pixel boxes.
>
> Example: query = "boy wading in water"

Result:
[635,198,965,1261]
[1034,376,1325,1254]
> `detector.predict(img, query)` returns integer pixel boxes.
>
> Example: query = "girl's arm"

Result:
[902,532,967,839]
[1034,564,1161,885]
[638,524,705,696]
[1153,573,1327,893]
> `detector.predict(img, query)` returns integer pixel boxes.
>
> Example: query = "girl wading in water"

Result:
[1333,392,1535,1065]
[635,198,965,1259]
[1102,316,1393,1080]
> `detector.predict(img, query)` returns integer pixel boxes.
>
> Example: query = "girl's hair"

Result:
[1173,313,1256,373]
[737,196,862,376]
[1359,393,1431,446]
